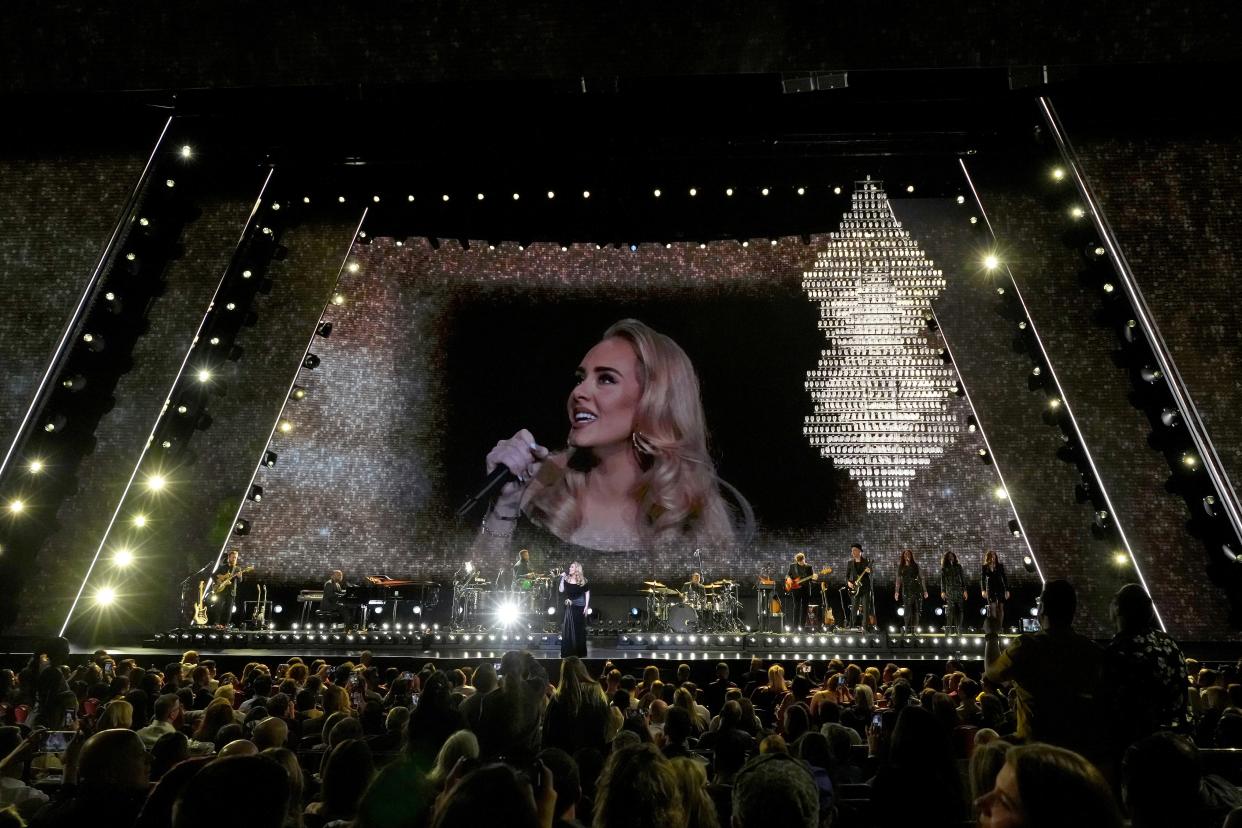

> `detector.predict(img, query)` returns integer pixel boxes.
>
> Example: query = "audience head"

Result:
[173,755,288,828]
[969,739,1013,802]
[594,743,683,828]
[321,739,375,820]
[78,728,149,789]
[665,706,692,746]
[219,739,258,757]
[252,715,289,750]
[1121,732,1201,826]
[150,731,189,780]
[538,748,582,822]
[1038,579,1077,628]
[432,763,540,828]
[1112,583,1155,633]
[733,753,818,828]
[978,742,1121,828]
[428,729,480,784]
[473,662,498,693]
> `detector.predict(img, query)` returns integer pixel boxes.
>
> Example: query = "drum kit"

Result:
[639,578,743,633]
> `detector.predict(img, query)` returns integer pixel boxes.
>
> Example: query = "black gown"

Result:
[561,581,589,658]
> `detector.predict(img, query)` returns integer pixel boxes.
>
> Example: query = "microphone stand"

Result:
[179,558,220,626]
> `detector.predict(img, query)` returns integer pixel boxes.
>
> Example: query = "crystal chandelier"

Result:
[803,179,957,511]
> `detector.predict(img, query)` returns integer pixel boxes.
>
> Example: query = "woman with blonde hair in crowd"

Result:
[261,746,305,828]
[96,698,133,730]
[544,656,611,753]
[475,318,744,557]
[749,664,790,726]
[669,756,719,828]
[425,730,479,788]
[672,686,707,737]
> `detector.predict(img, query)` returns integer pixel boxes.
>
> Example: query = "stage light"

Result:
[725,188,734,197]
[180,145,193,158]
[896,607,905,617]
[1031,366,1042,376]
[983,254,1000,271]
[209,337,220,346]
[741,240,749,248]
[273,604,283,614]
[248,484,263,502]
[979,448,988,458]
[225,302,236,311]
[833,186,842,195]
[234,519,250,535]
[761,187,770,196]
[934,607,944,616]
[441,194,449,202]
[906,184,915,193]
[511,193,520,201]
[264,450,277,467]
[165,179,176,188]
[1113,551,1129,567]
[629,244,637,252]
[497,602,520,626]
[547,191,555,199]
[278,420,293,434]
[133,513,147,528]
[797,187,806,195]
[331,293,345,306]
[1140,366,1163,384]
[1182,452,1199,469]
[1070,205,1086,220]
[290,386,307,401]
[1103,282,1115,294]
[303,353,321,370]
[653,189,661,198]
[346,262,361,274]
[1093,510,1109,529]
[966,415,977,433]
[95,587,116,606]
[316,322,333,339]
[146,474,166,492]
[1049,398,1061,410]
[994,487,1008,500]
[114,548,134,567]
[956,195,966,204]
[1159,407,1181,428]
[1022,554,1035,572]
[7,500,24,515]
[28,460,44,474]
[687,187,696,197]
[1204,495,1221,517]
[1051,167,1066,181]
[474,193,484,201]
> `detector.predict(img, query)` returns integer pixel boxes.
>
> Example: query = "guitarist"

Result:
[784,553,816,631]
[845,544,874,631]
[211,549,247,627]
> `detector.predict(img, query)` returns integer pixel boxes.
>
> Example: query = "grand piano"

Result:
[298,576,440,629]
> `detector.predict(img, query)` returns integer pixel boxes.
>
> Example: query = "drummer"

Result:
[512,548,540,587]
[682,572,707,605]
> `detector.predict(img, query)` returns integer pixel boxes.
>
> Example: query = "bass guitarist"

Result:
[211,549,251,628]
[844,544,875,631]
[784,553,818,632]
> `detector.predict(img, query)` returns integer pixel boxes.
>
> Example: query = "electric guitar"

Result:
[192,580,208,626]
[785,566,833,592]
[846,566,872,595]
[212,565,255,595]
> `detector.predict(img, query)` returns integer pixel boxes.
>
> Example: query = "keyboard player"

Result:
[322,570,355,629]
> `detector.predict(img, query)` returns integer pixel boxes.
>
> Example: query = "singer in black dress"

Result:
[560,562,590,658]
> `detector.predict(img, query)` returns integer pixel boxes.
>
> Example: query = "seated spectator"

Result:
[791,731,835,818]
[957,678,983,726]
[193,697,236,744]
[0,727,49,820]
[213,723,243,754]
[173,755,289,828]
[669,756,718,828]
[672,686,708,737]
[430,763,543,828]
[977,742,1120,828]
[458,663,495,731]
[133,756,212,828]
[704,662,738,715]
[749,665,791,724]
[968,739,1012,813]
[662,707,694,760]
[30,729,150,828]
[149,731,189,781]
[783,703,811,742]
[537,748,582,828]
[138,693,182,749]
[406,672,465,766]
[543,657,611,755]
[219,739,258,757]
[253,715,289,750]
[1123,730,1242,828]
[759,734,787,754]
[476,652,548,763]
[260,747,305,828]
[305,739,374,828]
[594,744,683,828]
[367,706,408,752]
[840,684,874,740]
[426,730,479,787]
[869,705,965,825]
[732,753,819,828]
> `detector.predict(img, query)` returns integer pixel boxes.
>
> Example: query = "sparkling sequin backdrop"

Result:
[230,199,1029,606]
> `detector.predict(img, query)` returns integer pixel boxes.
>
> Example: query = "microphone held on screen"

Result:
[455,465,516,517]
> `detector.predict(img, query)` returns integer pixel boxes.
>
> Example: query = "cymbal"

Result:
[660,587,681,595]
[643,580,666,588]
[517,572,540,578]
[702,583,723,590]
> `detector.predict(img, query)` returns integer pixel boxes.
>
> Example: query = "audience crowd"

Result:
[0,579,1238,827]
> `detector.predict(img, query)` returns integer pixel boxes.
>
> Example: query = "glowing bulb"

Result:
[546,191,555,199]
[1070,205,1086,219]
[582,190,590,199]
[347,262,360,274]
[441,194,449,202]
[653,189,661,198]
[983,254,1000,271]
[95,587,116,606]
[7,500,24,514]
[994,487,1008,500]
[278,419,293,433]
[332,294,345,306]
[28,460,44,474]
[196,369,211,383]
[114,549,134,567]
[1113,552,1129,566]
[956,195,966,204]
[688,188,696,197]
[180,145,192,158]
[725,188,734,197]
[146,475,166,491]
[133,514,147,528]
[1051,167,1066,181]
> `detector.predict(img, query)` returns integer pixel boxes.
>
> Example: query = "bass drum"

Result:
[668,604,699,634]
